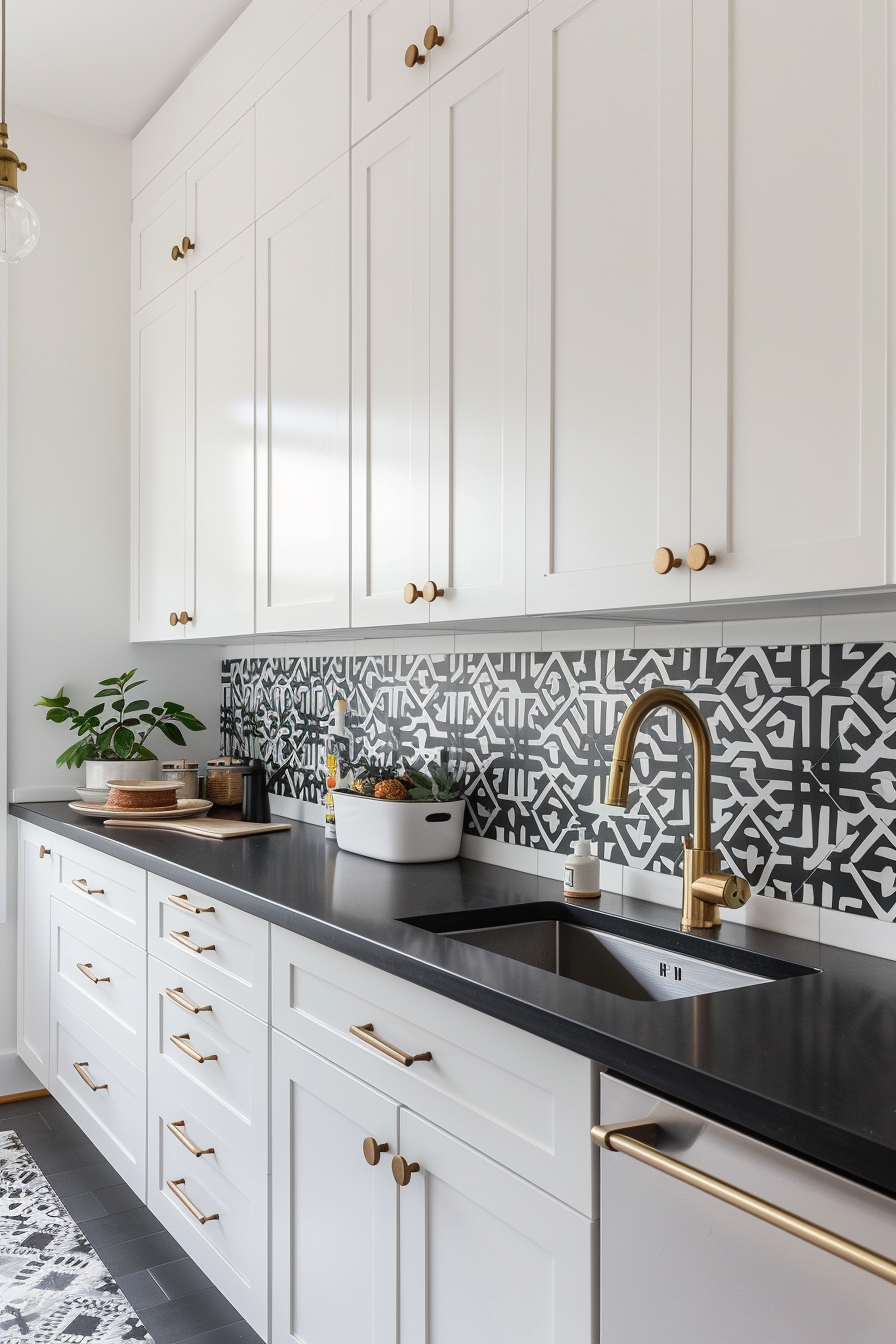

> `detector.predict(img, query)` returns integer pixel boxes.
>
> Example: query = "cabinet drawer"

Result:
[271,927,596,1215]
[148,1077,268,1338]
[148,873,269,1017]
[53,839,146,947]
[148,956,268,1156]
[50,900,146,1062]
[49,997,146,1197]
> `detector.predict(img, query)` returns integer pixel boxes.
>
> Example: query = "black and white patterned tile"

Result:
[221,643,896,922]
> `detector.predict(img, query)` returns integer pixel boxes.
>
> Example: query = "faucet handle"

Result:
[691,872,751,910]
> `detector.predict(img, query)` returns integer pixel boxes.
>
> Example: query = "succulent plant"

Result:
[404,760,467,802]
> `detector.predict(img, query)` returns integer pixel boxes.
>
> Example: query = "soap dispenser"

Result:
[563,827,601,900]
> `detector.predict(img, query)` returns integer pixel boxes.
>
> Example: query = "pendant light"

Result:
[0,0,37,263]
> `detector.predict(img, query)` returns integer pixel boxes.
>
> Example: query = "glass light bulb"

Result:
[0,183,38,262]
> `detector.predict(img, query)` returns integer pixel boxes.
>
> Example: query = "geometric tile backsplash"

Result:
[221,643,896,922]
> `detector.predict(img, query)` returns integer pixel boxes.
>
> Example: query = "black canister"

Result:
[242,759,271,823]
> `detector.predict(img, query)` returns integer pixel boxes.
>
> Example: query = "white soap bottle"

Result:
[563,827,601,899]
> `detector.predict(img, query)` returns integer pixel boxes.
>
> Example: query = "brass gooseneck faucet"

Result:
[604,687,751,931]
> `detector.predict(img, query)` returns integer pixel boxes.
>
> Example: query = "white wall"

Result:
[2,105,222,1054]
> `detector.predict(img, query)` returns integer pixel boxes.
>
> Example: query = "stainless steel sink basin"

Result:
[444,920,770,1001]
[403,902,818,1002]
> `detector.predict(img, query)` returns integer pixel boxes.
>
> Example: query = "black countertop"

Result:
[13,801,896,1198]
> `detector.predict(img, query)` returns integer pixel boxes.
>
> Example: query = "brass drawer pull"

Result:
[592,1120,896,1288]
[73,1061,107,1091]
[39,845,51,859]
[168,894,215,915]
[72,878,104,895]
[350,1022,432,1067]
[392,1155,420,1186]
[167,1177,219,1224]
[170,1032,217,1064]
[170,930,215,954]
[167,1119,215,1157]
[77,962,110,985]
[166,986,212,1014]
[363,1137,389,1166]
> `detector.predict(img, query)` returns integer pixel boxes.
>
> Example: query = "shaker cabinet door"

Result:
[131,178,186,313]
[398,1110,595,1344]
[428,20,527,622]
[351,0,430,144]
[426,0,526,82]
[526,0,693,615]
[130,283,187,641]
[271,1031,399,1344]
[184,110,256,271]
[256,156,350,633]
[689,0,887,600]
[351,98,431,628]
[185,227,256,639]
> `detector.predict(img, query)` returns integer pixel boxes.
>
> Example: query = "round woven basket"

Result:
[106,781,181,811]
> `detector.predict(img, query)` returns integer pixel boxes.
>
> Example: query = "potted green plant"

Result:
[335,758,469,863]
[36,669,206,791]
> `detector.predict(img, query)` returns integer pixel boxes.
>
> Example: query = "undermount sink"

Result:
[404,904,817,1003]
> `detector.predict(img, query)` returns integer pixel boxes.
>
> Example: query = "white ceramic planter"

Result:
[333,793,466,863]
[85,759,160,789]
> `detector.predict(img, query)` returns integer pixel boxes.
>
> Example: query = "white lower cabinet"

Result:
[600,1074,896,1342]
[271,1031,399,1344]
[17,823,54,1085]
[148,1077,269,1337]
[49,996,146,1197]
[397,1109,595,1344]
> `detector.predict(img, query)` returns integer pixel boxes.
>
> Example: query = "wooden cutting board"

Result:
[103,818,292,839]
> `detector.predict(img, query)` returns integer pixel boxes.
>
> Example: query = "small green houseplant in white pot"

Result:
[36,668,206,789]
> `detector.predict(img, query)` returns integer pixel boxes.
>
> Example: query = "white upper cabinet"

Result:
[428,21,528,621]
[184,110,256,271]
[352,0,430,143]
[689,0,887,600]
[256,157,351,633]
[131,284,187,641]
[351,97,431,628]
[131,179,186,313]
[426,0,527,81]
[526,0,693,615]
[185,227,256,639]
[255,17,350,218]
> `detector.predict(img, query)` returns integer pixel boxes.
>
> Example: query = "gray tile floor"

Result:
[0,1092,263,1344]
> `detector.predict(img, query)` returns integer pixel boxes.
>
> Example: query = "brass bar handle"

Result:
[72,878,104,895]
[170,1032,218,1064]
[592,1120,896,1288]
[168,893,215,915]
[166,986,212,1014]
[169,930,216,954]
[167,1177,219,1224]
[39,845,51,859]
[73,1061,107,1091]
[392,1155,420,1186]
[363,1137,389,1167]
[349,1022,432,1067]
[167,1119,215,1157]
[77,962,110,985]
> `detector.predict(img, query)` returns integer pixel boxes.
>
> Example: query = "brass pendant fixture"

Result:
[0,0,38,263]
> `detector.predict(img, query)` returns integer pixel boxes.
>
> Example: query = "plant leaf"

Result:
[112,726,135,759]
[159,722,186,746]
[124,700,150,712]
[98,677,121,686]
[162,702,185,713]
[175,713,206,732]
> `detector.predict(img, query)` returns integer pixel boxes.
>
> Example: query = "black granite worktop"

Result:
[13,801,896,1198]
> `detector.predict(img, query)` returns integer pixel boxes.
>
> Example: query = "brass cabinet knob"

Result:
[421,580,444,603]
[39,845,50,859]
[404,582,423,603]
[687,542,716,571]
[392,1154,420,1186]
[170,611,193,626]
[653,547,682,575]
[691,872,751,910]
[405,43,425,66]
[172,236,195,261]
[363,1137,389,1167]
[424,24,445,49]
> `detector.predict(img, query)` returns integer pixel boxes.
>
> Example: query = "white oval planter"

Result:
[85,759,160,790]
[333,793,466,863]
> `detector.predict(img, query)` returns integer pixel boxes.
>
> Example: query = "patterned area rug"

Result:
[0,1131,153,1342]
